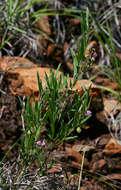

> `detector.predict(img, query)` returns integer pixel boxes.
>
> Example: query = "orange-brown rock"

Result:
[116,52,121,61]
[46,44,56,57]
[103,138,121,155]
[7,67,62,96]
[0,56,37,71]
[0,56,103,112]
[8,66,96,97]
[0,56,95,96]
[69,18,80,25]
[103,98,121,115]
[35,15,51,36]
[66,62,74,72]
[96,98,121,124]
[65,147,89,168]
[95,77,119,90]
[72,144,95,152]
[46,164,62,174]
[90,159,107,173]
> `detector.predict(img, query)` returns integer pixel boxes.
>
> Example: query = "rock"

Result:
[46,164,62,174]
[65,147,89,168]
[116,52,121,61]
[106,157,121,171]
[47,44,56,57]
[96,98,121,124]
[96,110,107,124]
[103,138,121,155]
[95,77,110,85]
[0,56,103,112]
[65,171,79,186]
[7,67,62,96]
[65,147,83,163]
[95,134,111,148]
[92,152,103,161]
[47,44,64,63]
[72,80,95,90]
[3,61,95,97]
[0,56,37,71]
[69,18,80,25]
[103,98,121,115]
[35,15,51,36]
[105,82,119,91]
[66,61,74,72]
[72,144,95,152]
[90,159,107,173]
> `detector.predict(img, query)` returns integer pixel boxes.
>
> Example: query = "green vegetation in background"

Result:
[91,13,121,100]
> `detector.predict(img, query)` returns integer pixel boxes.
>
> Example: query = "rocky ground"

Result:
[0,0,121,190]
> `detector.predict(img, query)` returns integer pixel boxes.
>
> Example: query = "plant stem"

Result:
[78,151,86,190]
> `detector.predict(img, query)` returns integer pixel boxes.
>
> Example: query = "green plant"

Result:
[70,8,98,87]
[38,67,92,145]
[16,97,53,177]
[0,0,26,50]
[91,13,121,100]
[78,150,86,190]
[0,0,83,54]
[20,97,42,158]
[20,65,92,154]
[107,21,121,88]
[19,97,49,172]
[0,0,50,52]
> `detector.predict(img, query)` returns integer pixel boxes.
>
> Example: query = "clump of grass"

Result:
[20,64,92,149]
[4,64,90,188]
[40,69,91,143]
[0,0,52,56]
[71,8,94,81]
